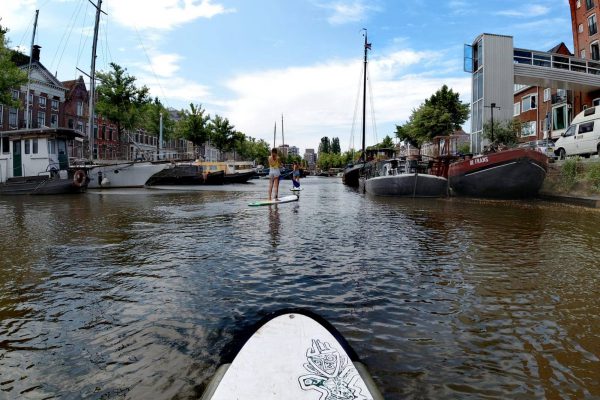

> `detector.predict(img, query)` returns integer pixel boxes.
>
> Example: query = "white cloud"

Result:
[137,52,183,78]
[496,5,550,18]
[106,0,235,31]
[220,49,470,152]
[0,0,38,32]
[318,0,381,25]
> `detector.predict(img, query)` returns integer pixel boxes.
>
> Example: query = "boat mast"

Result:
[87,0,104,159]
[273,121,276,149]
[25,10,39,130]
[361,29,370,162]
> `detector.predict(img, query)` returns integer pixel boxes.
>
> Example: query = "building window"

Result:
[586,0,594,10]
[77,121,84,132]
[513,102,521,116]
[51,114,58,128]
[543,88,551,102]
[1,136,8,154]
[592,42,600,61]
[521,121,537,137]
[553,105,568,131]
[581,49,586,59]
[589,14,597,36]
[77,101,83,116]
[94,124,98,138]
[25,139,30,155]
[32,138,38,154]
[579,24,584,33]
[48,140,56,154]
[11,90,19,100]
[51,99,59,110]
[0,104,3,125]
[522,94,537,112]
[28,93,33,104]
[38,111,45,127]
[9,108,17,127]
[577,0,581,7]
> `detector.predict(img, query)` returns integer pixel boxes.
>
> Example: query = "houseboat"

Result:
[0,128,88,195]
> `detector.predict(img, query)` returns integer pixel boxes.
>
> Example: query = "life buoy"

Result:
[73,170,86,187]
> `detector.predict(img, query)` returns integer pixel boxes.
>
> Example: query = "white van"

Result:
[554,107,600,159]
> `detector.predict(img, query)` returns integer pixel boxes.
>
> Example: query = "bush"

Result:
[586,162,600,192]
[560,158,581,190]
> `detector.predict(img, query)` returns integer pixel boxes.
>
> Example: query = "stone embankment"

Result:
[539,157,600,208]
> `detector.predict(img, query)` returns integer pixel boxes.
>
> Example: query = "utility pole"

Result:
[485,102,501,142]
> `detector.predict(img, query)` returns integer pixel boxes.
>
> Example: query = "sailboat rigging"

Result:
[342,30,371,187]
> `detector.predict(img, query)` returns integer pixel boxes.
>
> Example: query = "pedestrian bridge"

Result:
[513,48,600,91]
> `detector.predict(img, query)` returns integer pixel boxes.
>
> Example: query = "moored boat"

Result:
[145,164,224,186]
[448,147,548,198]
[193,160,257,184]
[77,160,170,188]
[342,162,364,187]
[0,128,88,195]
[363,157,449,197]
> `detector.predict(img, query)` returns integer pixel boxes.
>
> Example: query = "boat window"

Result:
[564,125,577,137]
[32,138,38,154]
[48,139,57,154]
[25,139,31,155]
[1,137,8,154]
[579,121,594,134]
[584,107,596,116]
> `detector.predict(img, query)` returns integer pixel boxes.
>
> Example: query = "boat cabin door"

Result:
[57,139,68,169]
[12,140,22,177]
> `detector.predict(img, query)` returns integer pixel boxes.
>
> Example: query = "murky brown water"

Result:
[0,178,599,399]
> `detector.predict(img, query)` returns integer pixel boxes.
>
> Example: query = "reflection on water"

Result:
[0,179,599,399]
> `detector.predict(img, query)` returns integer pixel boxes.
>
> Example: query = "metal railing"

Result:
[514,48,600,75]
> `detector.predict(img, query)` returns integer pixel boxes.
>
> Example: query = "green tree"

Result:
[0,25,27,107]
[96,62,150,139]
[379,135,394,149]
[141,97,174,141]
[176,103,211,146]
[210,114,235,159]
[331,137,341,154]
[396,85,470,148]
[318,137,331,154]
[483,119,521,145]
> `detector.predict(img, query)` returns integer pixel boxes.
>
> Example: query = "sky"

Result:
[1,0,572,153]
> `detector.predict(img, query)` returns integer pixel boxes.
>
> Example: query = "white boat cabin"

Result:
[0,128,83,183]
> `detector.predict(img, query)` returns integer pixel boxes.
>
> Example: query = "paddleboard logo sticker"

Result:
[298,339,372,400]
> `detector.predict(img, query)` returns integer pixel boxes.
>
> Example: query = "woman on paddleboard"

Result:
[268,148,281,200]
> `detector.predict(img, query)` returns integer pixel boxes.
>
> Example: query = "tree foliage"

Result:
[483,119,521,145]
[141,97,175,141]
[0,25,27,108]
[96,62,150,138]
[210,114,235,158]
[318,137,331,154]
[176,103,211,146]
[331,137,341,154]
[395,85,469,148]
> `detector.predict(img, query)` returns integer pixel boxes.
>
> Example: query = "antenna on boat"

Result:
[25,10,39,130]
[273,121,276,148]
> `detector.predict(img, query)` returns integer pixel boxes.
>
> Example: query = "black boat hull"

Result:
[449,157,546,198]
[365,173,448,197]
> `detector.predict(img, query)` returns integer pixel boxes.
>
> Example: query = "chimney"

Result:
[32,45,41,62]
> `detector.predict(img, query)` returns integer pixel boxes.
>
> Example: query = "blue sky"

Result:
[1,0,572,153]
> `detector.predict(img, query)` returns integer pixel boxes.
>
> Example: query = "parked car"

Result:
[519,139,556,159]
[554,106,600,159]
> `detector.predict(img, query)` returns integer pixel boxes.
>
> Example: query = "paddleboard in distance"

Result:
[249,194,298,206]
[201,309,383,400]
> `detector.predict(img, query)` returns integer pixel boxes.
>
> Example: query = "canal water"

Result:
[0,177,599,399]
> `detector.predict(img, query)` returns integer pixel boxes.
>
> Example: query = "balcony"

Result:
[513,48,600,92]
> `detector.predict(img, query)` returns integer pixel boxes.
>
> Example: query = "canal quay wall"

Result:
[539,158,600,208]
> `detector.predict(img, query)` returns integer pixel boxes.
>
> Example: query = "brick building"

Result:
[513,43,573,141]
[569,0,600,109]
